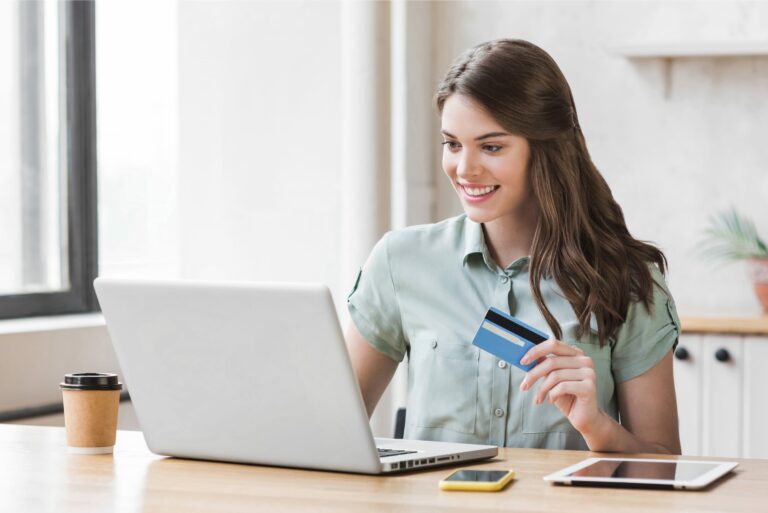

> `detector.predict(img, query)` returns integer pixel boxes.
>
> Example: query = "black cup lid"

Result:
[60,373,123,391]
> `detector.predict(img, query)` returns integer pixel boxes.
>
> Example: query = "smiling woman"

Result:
[440,97,534,232]
[345,39,681,454]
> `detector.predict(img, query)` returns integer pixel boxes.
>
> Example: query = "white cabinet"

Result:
[672,337,702,456]
[743,338,768,458]
[673,333,768,458]
[701,335,743,457]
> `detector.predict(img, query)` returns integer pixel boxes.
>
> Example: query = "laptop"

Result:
[94,278,498,474]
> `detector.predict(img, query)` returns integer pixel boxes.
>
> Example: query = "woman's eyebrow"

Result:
[441,129,510,141]
[475,131,510,141]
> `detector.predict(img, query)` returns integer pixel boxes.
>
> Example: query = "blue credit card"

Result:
[471,307,549,372]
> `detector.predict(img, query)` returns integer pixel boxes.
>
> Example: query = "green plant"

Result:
[700,208,768,261]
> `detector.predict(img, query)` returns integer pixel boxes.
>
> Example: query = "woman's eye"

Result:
[483,144,502,153]
[441,140,461,151]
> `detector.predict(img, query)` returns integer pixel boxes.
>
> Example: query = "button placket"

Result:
[487,266,513,446]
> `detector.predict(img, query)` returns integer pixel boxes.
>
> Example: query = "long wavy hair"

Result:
[436,39,667,347]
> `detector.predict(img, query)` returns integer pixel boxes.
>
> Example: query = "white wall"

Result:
[0,320,118,411]
[177,0,345,313]
[97,0,179,279]
[430,0,768,316]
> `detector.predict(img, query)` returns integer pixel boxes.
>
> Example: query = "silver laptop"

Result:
[94,278,497,474]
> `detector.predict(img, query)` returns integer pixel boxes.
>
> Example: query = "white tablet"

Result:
[543,457,738,490]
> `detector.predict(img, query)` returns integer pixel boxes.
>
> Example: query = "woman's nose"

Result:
[456,152,481,178]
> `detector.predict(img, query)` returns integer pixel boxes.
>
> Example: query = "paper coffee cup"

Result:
[60,373,123,454]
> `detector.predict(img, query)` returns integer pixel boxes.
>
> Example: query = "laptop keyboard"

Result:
[377,448,418,458]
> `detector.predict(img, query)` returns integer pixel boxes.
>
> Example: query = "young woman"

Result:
[345,39,681,453]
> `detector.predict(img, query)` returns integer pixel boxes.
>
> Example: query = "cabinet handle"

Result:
[674,347,689,360]
[714,348,731,362]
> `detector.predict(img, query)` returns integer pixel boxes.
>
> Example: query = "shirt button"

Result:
[430,340,438,349]
[498,360,507,369]
[494,408,505,417]
[501,275,509,283]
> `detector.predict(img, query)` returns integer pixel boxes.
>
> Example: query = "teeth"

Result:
[464,185,497,196]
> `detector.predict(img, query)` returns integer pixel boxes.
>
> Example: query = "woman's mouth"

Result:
[460,184,500,203]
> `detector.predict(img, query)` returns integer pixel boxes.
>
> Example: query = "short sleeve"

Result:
[611,265,681,383]
[346,232,407,362]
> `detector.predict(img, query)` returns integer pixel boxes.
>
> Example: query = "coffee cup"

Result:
[60,373,123,454]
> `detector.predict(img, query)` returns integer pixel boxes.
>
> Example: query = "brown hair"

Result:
[436,39,666,346]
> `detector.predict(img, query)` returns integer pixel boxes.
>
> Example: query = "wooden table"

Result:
[2,424,767,513]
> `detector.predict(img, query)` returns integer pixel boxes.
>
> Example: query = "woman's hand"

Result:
[518,338,602,435]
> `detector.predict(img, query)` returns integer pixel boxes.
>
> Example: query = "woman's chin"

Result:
[463,207,500,224]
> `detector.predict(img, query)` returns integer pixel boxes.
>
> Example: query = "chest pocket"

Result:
[409,335,480,435]
[521,340,612,435]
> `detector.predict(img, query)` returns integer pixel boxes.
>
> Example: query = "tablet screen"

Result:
[569,460,721,481]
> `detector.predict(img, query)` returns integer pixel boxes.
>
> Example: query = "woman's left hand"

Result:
[518,338,601,434]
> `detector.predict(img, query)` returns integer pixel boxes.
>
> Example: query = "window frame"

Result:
[0,0,98,320]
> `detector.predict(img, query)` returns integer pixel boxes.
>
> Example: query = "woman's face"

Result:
[441,94,534,224]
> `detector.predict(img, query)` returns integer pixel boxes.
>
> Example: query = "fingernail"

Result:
[520,358,528,365]
[520,381,527,391]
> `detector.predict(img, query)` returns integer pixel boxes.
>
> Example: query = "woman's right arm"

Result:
[345,321,399,417]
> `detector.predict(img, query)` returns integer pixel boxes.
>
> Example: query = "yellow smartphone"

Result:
[439,469,516,491]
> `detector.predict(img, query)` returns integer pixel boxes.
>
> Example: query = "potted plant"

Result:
[700,208,768,314]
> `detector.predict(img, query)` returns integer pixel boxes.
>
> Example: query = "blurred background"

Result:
[1,0,767,458]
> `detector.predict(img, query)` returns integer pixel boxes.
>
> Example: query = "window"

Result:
[0,0,97,319]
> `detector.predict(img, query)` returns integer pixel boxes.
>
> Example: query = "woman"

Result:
[345,39,681,453]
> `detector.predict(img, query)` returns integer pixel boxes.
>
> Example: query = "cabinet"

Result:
[674,318,768,458]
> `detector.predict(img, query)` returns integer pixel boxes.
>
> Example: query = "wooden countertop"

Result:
[681,316,768,336]
[2,424,767,513]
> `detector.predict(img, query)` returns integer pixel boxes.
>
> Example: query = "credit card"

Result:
[471,307,549,372]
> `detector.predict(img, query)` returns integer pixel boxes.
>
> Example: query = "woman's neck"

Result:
[482,204,539,270]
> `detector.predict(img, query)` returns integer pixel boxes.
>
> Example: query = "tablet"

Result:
[543,457,738,490]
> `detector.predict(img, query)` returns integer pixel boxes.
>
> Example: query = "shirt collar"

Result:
[462,216,595,333]
[461,215,531,274]
[462,215,485,265]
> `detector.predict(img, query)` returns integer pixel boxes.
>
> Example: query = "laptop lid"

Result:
[94,278,383,474]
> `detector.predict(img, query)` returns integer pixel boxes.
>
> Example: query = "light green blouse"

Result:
[347,214,680,450]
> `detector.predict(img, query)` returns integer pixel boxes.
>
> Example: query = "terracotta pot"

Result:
[747,258,768,314]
